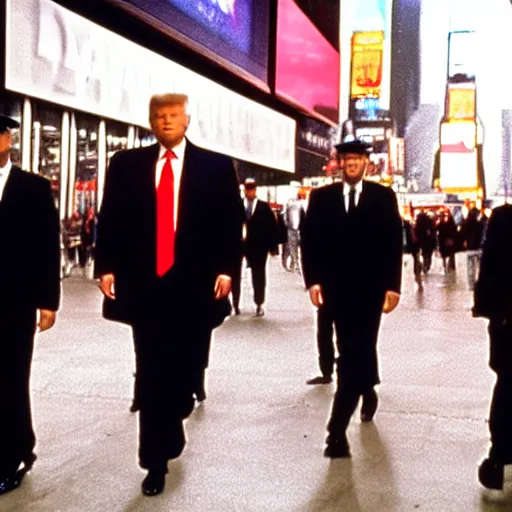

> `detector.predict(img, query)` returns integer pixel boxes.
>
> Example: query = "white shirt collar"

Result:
[158,137,187,161]
[0,158,12,177]
[343,179,364,196]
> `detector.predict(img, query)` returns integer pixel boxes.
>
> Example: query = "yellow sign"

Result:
[350,31,384,99]
[447,86,476,120]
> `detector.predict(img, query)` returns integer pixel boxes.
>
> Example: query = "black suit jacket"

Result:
[301,180,402,307]
[244,199,278,260]
[0,166,60,312]
[95,140,243,325]
[473,204,512,320]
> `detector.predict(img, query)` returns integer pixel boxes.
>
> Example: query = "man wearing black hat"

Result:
[231,178,278,317]
[301,139,402,457]
[0,114,61,495]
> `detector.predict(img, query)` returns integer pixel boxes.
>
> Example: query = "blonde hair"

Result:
[149,93,189,118]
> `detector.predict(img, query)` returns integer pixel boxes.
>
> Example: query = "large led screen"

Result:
[276,0,340,123]
[119,0,268,84]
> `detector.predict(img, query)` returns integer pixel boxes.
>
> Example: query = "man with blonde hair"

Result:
[95,93,243,496]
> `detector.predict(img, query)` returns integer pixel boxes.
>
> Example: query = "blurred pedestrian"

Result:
[437,210,458,273]
[414,210,436,274]
[460,207,484,290]
[95,93,243,496]
[404,215,422,290]
[473,204,512,490]
[301,139,403,458]
[231,178,278,317]
[284,194,305,273]
[0,114,60,496]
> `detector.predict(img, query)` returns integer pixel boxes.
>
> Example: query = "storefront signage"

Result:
[350,31,384,99]
[297,117,338,156]
[5,0,295,172]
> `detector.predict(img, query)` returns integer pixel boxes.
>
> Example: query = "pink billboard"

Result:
[276,0,340,123]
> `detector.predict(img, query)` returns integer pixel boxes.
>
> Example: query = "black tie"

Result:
[245,201,253,221]
[348,188,356,214]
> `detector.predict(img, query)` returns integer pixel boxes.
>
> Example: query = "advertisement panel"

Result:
[275,0,340,124]
[448,31,477,79]
[440,151,478,190]
[5,0,295,172]
[446,84,476,121]
[440,121,478,190]
[350,31,384,99]
[113,0,269,84]
[440,121,476,153]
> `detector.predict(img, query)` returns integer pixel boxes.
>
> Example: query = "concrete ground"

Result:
[2,254,511,512]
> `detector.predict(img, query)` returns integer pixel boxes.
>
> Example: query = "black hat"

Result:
[0,114,20,133]
[335,139,372,155]
[244,178,257,189]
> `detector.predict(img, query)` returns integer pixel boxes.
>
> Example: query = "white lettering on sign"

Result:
[5,0,296,172]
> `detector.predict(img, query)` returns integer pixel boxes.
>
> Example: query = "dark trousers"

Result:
[488,319,512,463]
[316,306,335,378]
[0,310,37,478]
[327,303,382,438]
[132,311,200,470]
[191,327,213,393]
[231,253,268,309]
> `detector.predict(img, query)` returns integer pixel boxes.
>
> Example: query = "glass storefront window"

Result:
[106,121,129,165]
[33,103,63,208]
[136,127,156,148]
[75,115,99,215]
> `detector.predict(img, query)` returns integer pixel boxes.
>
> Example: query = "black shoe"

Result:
[234,307,241,316]
[141,470,166,496]
[130,398,140,413]
[194,386,207,402]
[361,389,378,423]
[324,435,351,458]
[306,375,332,385]
[0,473,23,496]
[478,458,504,490]
[255,305,265,317]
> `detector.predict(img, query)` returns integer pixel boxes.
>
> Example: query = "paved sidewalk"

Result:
[2,254,510,511]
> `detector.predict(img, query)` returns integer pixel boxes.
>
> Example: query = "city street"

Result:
[2,255,510,512]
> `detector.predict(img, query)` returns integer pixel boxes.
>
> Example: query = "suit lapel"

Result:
[177,141,199,235]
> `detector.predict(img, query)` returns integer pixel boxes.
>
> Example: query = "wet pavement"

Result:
[2,254,511,512]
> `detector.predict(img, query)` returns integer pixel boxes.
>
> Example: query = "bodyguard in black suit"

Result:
[0,115,60,496]
[232,178,278,317]
[301,140,403,458]
[473,204,512,490]
[95,94,243,496]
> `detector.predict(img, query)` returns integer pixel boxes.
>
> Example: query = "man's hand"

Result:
[99,273,115,299]
[382,291,400,314]
[309,284,324,307]
[38,309,56,332]
[214,275,232,299]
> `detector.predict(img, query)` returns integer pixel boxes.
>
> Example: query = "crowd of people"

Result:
[61,205,97,277]
[403,205,488,291]
[0,95,511,502]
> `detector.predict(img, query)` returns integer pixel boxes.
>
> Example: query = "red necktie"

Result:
[156,150,177,276]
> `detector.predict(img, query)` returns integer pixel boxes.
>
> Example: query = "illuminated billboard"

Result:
[114,0,269,84]
[350,31,384,99]
[440,121,478,190]
[447,84,476,121]
[275,0,340,123]
[448,31,477,79]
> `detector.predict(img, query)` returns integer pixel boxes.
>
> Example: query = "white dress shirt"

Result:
[155,138,186,230]
[0,159,12,202]
[243,197,258,217]
[343,180,364,211]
